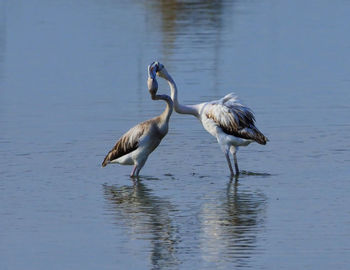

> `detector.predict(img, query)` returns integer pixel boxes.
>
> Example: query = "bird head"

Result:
[147,62,159,98]
[148,62,158,79]
[154,62,169,79]
[148,61,169,78]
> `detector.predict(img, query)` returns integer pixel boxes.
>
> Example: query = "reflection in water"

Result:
[146,0,227,88]
[149,0,225,47]
[200,180,266,268]
[103,181,179,270]
[0,1,6,82]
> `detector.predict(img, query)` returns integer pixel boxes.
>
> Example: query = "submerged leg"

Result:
[233,152,239,175]
[130,165,138,178]
[131,159,146,178]
[225,151,235,177]
[135,166,142,177]
[230,146,239,175]
[217,135,235,177]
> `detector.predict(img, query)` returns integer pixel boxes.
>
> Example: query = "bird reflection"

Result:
[145,0,227,84]
[103,180,179,270]
[152,0,225,46]
[0,1,6,79]
[200,180,267,268]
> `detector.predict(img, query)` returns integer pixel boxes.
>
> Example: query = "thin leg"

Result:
[130,165,138,178]
[135,167,141,177]
[233,152,239,175]
[225,152,235,177]
[217,135,235,178]
[131,159,146,178]
[230,146,240,175]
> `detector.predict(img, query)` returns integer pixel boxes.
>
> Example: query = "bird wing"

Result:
[205,93,268,144]
[102,123,148,167]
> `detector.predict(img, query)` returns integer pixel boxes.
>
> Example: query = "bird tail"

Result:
[101,153,111,167]
[248,126,268,145]
[255,130,268,145]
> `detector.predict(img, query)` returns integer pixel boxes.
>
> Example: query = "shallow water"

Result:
[1,0,350,269]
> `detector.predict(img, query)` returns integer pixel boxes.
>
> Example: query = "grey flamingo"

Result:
[102,63,173,177]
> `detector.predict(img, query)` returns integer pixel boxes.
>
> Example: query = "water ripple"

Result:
[199,181,267,268]
[103,181,180,269]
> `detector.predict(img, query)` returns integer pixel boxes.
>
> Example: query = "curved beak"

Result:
[148,62,159,79]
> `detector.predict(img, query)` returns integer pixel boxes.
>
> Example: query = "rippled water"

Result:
[1,0,350,269]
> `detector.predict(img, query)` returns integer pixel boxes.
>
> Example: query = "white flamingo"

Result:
[102,63,173,177]
[151,62,268,177]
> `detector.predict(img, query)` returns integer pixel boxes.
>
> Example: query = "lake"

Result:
[1,0,350,269]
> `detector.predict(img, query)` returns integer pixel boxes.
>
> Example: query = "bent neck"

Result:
[153,94,173,124]
[164,74,199,116]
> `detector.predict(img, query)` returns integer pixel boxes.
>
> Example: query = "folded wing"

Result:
[206,93,268,145]
[102,124,147,167]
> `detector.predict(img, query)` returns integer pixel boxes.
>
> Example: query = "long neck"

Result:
[165,74,199,116]
[154,94,173,124]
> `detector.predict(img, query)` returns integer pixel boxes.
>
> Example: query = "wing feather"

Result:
[206,94,268,144]
[102,123,147,167]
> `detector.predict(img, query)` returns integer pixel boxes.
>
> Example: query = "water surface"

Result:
[1,0,350,269]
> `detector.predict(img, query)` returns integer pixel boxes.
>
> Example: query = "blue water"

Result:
[1,0,350,269]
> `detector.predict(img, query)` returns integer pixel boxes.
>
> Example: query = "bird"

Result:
[102,63,173,178]
[150,61,268,177]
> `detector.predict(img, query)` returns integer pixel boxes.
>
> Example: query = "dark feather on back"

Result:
[206,104,268,145]
[101,125,146,167]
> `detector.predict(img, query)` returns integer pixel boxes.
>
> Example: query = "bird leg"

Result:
[135,167,141,177]
[130,165,138,178]
[130,160,146,178]
[230,146,240,175]
[233,152,240,175]
[225,152,235,177]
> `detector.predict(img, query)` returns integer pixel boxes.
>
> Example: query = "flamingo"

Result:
[150,62,268,177]
[102,63,173,178]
